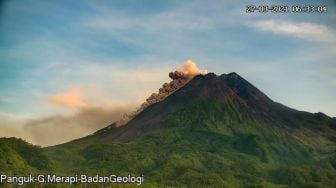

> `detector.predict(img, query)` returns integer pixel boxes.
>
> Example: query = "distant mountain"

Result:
[2,72,336,187]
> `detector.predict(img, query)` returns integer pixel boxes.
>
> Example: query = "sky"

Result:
[0,0,335,146]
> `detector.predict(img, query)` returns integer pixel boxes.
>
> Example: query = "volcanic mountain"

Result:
[2,72,336,187]
[73,72,336,147]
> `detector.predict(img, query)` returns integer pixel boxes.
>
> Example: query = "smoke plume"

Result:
[116,60,207,126]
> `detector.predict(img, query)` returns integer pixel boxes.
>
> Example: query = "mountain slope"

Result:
[46,96,336,187]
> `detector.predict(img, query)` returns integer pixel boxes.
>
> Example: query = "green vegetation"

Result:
[0,137,53,175]
[1,100,336,187]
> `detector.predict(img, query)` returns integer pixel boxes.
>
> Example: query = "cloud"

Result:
[0,104,134,147]
[85,0,242,33]
[1,85,137,146]
[48,88,88,108]
[87,12,215,31]
[23,105,133,146]
[246,20,336,43]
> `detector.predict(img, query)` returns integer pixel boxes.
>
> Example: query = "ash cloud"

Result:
[1,88,134,146]
[117,60,207,126]
[22,105,133,146]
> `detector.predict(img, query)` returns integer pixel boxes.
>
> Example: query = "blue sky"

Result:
[0,0,335,145]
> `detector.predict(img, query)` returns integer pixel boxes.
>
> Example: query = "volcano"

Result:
[2,72,336,187]
[74,72,336,146]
